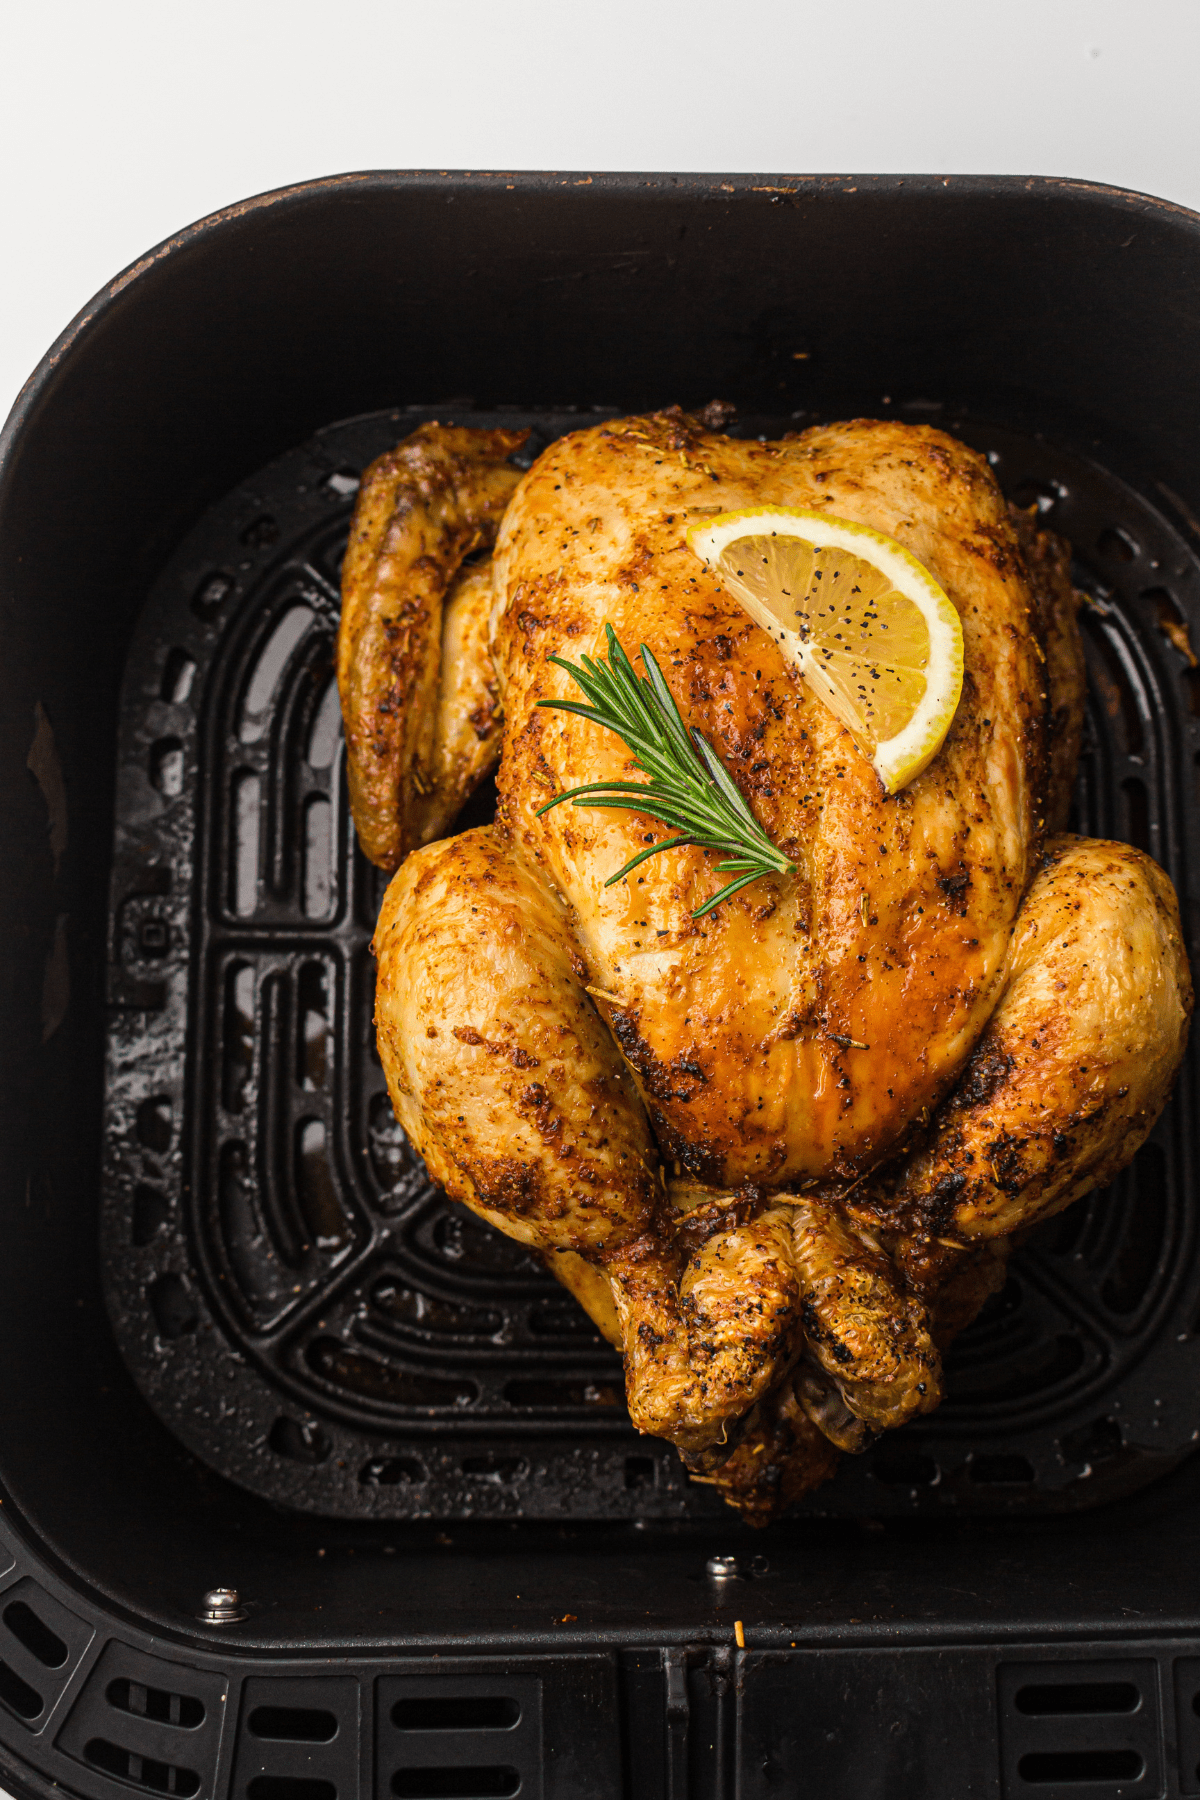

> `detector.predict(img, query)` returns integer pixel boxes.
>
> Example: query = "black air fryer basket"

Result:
[4,171,1200,1800]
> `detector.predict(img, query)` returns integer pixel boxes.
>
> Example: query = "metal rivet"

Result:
[198,1587,246,1624]
[706,1555,740,1580]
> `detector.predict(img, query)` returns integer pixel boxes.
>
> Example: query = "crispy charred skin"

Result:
[870,835,1193,1293]
[688,1372,841,1527]
[700,1246,1012,1525]
[789,1197,941,1432]
[352,412,1192,1514]
[337,424,526,870]
[608,1201,803,1453]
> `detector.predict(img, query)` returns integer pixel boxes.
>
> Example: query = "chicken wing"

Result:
[338,424,524,869]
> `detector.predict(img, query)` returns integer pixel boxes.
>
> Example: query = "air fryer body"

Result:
[2,172,1200,1800]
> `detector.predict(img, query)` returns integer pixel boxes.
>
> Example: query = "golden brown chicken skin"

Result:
[341,409,1192,1518]
[492,412,1054,1190]
[874,833,1192,1291]
[338,424,524,869]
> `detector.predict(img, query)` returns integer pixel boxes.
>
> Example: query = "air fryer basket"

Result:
[4,173,1200,1800]
[101,405,1200,1523]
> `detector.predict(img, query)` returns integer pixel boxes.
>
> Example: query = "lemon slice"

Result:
[687,507,964,792]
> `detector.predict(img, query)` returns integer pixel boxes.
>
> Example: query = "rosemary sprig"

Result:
[534,623,794,918]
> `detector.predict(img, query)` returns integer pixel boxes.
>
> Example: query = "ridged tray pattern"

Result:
[101,407,1200,1518]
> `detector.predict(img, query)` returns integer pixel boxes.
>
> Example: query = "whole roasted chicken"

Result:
[337,410,1192,1521]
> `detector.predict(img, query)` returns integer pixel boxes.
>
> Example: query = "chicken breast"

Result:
[492,412,1054,1190]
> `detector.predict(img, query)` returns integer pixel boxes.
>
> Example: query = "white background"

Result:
[0,8,1194,1791]
[3,0,1200,424]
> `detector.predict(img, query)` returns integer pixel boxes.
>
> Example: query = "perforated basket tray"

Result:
[100,404,1200,1521]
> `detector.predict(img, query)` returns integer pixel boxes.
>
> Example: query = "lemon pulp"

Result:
[687,507,964,792]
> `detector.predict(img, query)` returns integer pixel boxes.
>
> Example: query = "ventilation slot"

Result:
[0,1659,42,1721]
[1017,1749,1141,1783]
[999,1659,1158,1796]
[161,649,197,705]
[527,1298,606,1339]
[303,798,334,919]
[248,1707,338,1743]
[0,1581,90,1730]
[3,1601,67,1669]
[192,571,234,620]
[242,514,280,549]
[232,1676,358,1800]
[1010,478,1063,514]
[1102,1141,1168,1315]
[393,1773,518,1800]
[269,1416,332,1465]
[136,1096,172,1154]
[360,1457,426,1487]
[1081,613,1146,756]
[946,1332,1085,1407]
[219,1141,275,1308]
[240,606,313,743]
[870,1447,938,1487]
[371,1279,500,1339]
[133,1185,170,1247]
[232,771,261,916]
[304,1340,477,1409]
[1122,775,1151,854]
[1059,1416,1123,1470]
[322,469,360,499]
[108,1680,205,1729]
[150,739,185,800]
[1170,1655,1200,1786]
[461,1456,527,1485]
[392,1698,519,1732]
[318,527,348,581]
[222,963,256,1114]
[367,1096,421,1206]
[1143,586,1198,666]
[1097,526,1138,562]
[379,1675,541,1800]
[1015,1681,1138,1716]
[306,679,343,769]
[1043,1203,1087,1258]
[429,1207,543,1274]
[295,1120,343,1249]
[248,1782,336,1800]
[297,965,330,1093]
[968,1455,1034,1486]
[86,1737,201,1796]
[59,1643,227,1794]
[503,1379,619,1408]
[149,1274,198,1341]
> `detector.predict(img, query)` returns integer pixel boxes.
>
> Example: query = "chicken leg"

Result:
[373,825,808,1450]
[862,834,1192,1293]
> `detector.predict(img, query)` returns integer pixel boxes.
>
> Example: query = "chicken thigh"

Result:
[340,410,1191,1516]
